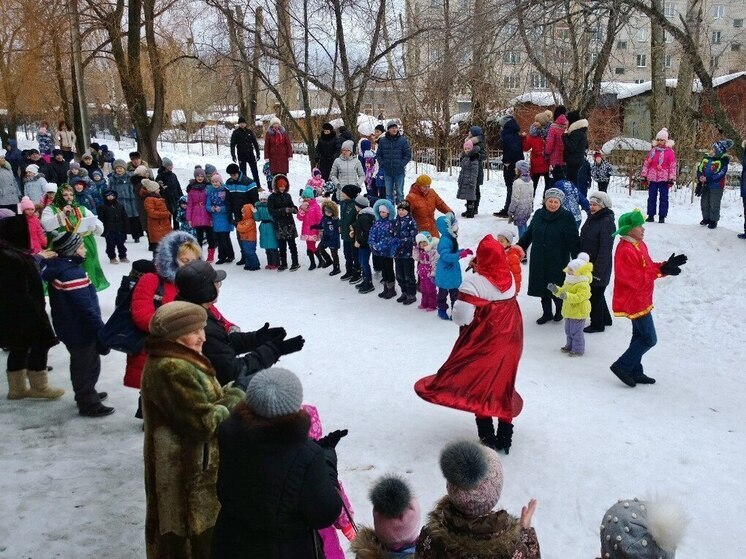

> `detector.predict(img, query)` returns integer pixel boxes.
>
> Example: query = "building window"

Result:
[711,31,721,44]
[664,31,673,43]
[529,73,548,89]
[732,43,742,52]
[636,54,647,67]
[635,79,645,84]
[589,27,602,42]
[503,75,520,89]
[710,56,719,69]
[664,2,675,17]
[735,19,744,28]
[636,28,649,42]
[615,67,626,75]
[616,40,627,50]
[712,4,724,19]
[665,54,672,68]
[502,51,521,64]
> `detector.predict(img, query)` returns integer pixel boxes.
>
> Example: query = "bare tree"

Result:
[649,0,667,134]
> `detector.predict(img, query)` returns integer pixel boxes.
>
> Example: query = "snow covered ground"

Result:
[1,139,745,558]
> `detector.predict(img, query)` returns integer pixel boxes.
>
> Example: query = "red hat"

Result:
[474,234,513,292]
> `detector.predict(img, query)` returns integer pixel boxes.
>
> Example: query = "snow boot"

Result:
[437,309,451,321]
[461,201,475,218]
[317,248,332,268]
[700,219,709,226]
[235,256,246,265]
[708,221,718,229]
[348,272,363,284]
[340,269,353,280]
[358,280,375,294]
[475,417,499,451]
[307,251,317,270]
[328,251,341,275]
[378,282,396,299]
[396,292,407,303]
[658,216,665,224]
[6,370,30,400]
[536,298,553,324]
[738,233,746,239]
[553,299,563,321]
[646,215,655,222]
[26,370,65,400]
[494,421,514,455]
[610,363,637,387]
[402,294,417,305]
[79,402,115,418]
[206,248,216,263]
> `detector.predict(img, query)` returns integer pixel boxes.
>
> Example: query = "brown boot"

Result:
[26,370,65,400]
[6,370,30,400]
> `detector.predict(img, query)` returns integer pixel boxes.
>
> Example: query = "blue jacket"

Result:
[42,255,104,347]
[369,199,396,257]
[109,172,138,217]
[697,155,730,190]
[254,201,279,250]
[435,217,462,289]
[207,185,234,232]
[5,139,23,176]
[500,118,524,164]
[225,173,259,222]
[376,132,412,177]
[392,214,418,259]
[316,215,340,249]
[555,179,589,224]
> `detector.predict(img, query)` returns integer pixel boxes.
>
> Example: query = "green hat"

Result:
[613,209,645,237]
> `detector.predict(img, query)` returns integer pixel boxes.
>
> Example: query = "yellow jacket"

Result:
[557,261,592,320]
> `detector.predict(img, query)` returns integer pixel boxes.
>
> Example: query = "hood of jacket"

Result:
[359,207,375,218]
[321,200,339,219]
[566,118,589,134]
[351,527,416,559]
[154,230,199,282]
[373,198,396,221]
[553,115,568,128]
[241,204,255,220]
[436,214,456,238]
[469,125,483,137]
[501,118,520,134]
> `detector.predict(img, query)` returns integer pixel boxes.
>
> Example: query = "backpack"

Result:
[99,259,164,354]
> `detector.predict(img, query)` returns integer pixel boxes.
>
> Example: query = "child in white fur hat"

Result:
[548,252,592,356]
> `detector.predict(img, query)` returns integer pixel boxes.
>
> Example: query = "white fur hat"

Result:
[43,183,58,193]
[269,117,281,127]
[26,164,39,175]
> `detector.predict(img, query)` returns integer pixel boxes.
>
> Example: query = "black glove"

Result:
[695,184,703,197]
[255,322,286,345]
[272,334,304,356]
[660,253,688,276]
[317,429,348,449]
[96,340,111,356]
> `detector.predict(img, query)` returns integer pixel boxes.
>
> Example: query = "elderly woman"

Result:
[579,191,615,333]
[518,187,580,324]
[264,117,293,176]
[141,301,244,559]
[405,174,452,238]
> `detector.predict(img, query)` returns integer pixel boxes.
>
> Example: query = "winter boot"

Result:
[26,370,65,400]
[6,370,30,400]
[461,201,475,218]
[378,282,397,299]
[316,248,332,268]
[79,402,115,417]
[645,215,655,222]
[277,252,288,271]
[206,247,216,263]
[329,251,341,275]
[358,280,375,294]
[738,233,746,239]
[307,251,317,270]
[437,308,451,320]
[553,299,563,321]
[348,271,363,284]
[708,221,718,229]
[658,216,665,224]
[403,293,417,305]
[610,363,637,387]
[475,417,499,451]
[536,298,553,324]
[340,268,353,280]
[700,219,710,226]
[494,421,514,455]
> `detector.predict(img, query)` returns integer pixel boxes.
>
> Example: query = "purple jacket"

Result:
[186,183,212,227]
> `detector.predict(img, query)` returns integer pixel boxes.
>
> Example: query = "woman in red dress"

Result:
[415,234,524,454]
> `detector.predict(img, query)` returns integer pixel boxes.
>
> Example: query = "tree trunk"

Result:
[250,7,263,121]
[275,0,296,111]
[52,33,72,127]
[650,0,666,135]
[225,7,247,118]
[69,0,89,152]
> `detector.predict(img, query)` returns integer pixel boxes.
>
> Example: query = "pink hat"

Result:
[370,476,422,550]
[211,172,223,183]
[464,139,474,151]
[441,441,504,518]
[655,127,669,141]
[20,196,35,211]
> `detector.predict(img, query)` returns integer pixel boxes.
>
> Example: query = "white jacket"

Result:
[56,129,77,150]
[451,272,516,327]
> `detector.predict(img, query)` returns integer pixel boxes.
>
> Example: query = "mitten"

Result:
[558,291,567,300]
[96,340,111,356]
[256,322,286,344]
[272,334,304,355]
[459,248,473,258]
[695,184,703,197]
[547,283,559,294]
[317,429,348,449]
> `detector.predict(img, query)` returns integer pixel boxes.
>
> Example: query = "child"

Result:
[80,152,100,177]
[89,169,108,208]
[302,404,356,558]
[641,127,677,223]
[97,189,129,264]
[204,163,217,182]
[339,184,362,281]
[548,252,592,356]
[305,168,326,197]
[508,160,534,237]
[109,159,143,243]
[36,123,54,159]
[456,138,480,218]
[20,196,47,254]
[435,212,471,320]
[413,231,439,311]
[67,161,89,185]
[496,229,525,293]
[71,178,97,215]
[142,179,173,251]
[186,167,216,261]
[254,190,280,269]
[262,161,273,191]
[42,231,114,417]
[267,174,299,271]
[362,149,377,199]
[297,187,324,269]
[554,178,590,229]
[696,138,733,230]
[351,194,375,293]
[313,199,341,275]
[41,183,57,208]
[369,198,397,298]
[176,195,195,236]
[590,151,613,193]
[521,111,552,196]
[206,173,235,264]
[392,200,418,304]
[236,203,260,270]
[101,144,115,176]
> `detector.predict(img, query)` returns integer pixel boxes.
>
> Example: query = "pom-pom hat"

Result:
[440,440,504,518]
[370,476,422,550]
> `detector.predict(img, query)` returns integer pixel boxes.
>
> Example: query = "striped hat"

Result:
[51,231,84,256]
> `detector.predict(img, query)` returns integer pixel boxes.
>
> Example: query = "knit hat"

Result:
[238,116,247,124]
[544,187,566,203]
[312,168,322,177]
[415,174,432,187]
[162,157,173,168]
[149,301,208,340]
[205,163,217,176]
[51,231,84,256]
[246,367,303,418]
[226,163,240,175]
[567,110,581,124]
[655,128,669,141]
[614,209,645,237]
[103,189,117,198]
[113,159,127,170]
[355,195,370,208]
[386,120,398,130]
[142,179,160,193]
[370,476,422,550]
[134,165,149,177]
[588,191,613,209]
[469,125,483,137]
[440,440,504,518]
[258,190,270,201]
[174,260,227,305]
[302,187,315,199]
[516,160,531,178]
[375,124,386,133]
[81,153,93,160]
[211,172,223,183]
[26,164,39,175]
[269,116,281,127]
[335,140,352,153]
[397,200,410,212]
[19,196,35,211]
[464,139,474,151]
[342,184,361,199]
[553,105,567,119]
[194,167,206,179]
[566,252,590,273]
[600,498,688,559]
[44,183,58,194]
[712,138,734,156]
[52,149,62,157]
[535,110,553,126]
[415,231,433,245]
[497,229,515,244]
[91,169,103,180]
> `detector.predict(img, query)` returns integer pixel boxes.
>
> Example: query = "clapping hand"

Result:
[660,253,688,276]
[256,322,286,344]
[520,498,538,529]
[317,429,348,449]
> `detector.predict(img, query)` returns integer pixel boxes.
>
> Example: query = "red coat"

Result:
[521,134,550,175]
[544,115,568,167]
[612,238,664,319]
[264,128,293,175]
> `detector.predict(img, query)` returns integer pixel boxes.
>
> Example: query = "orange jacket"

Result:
[236,203,257,242]
[143,195,173,245]
[405,184,452,238]
[505,245,525,293]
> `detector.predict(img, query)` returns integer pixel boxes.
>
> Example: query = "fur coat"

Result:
[351,527,416,558]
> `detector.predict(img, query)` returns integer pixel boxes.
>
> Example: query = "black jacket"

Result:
[46,159,69,185]
[80,160,101,177]
[97,199,129,235]
[563,120,589,166]
[154,167,183,214]
[230,127,261,161]
[500,118,524,164]
[212,405,343,559]
[315,133,339,164]
[579,207,615,287]
[352,208,375,248]
[267,189,298,240]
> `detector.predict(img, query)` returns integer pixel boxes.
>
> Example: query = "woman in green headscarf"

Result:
[41,184,109,291]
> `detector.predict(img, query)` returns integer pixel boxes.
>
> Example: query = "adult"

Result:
[109,159,143,242]
[264,117,293,176]
[40,184,109,291]
[494,115,523,218]
[466,125,488,215]
[739,140,746,240]
[175,260,304,387]
[127,151,154,178]
[314,122,339,180]
[0,152,20,212]
[329,140,364,200]
[545,105,568,181]
[517,187,580,324]
[405,174,452,238]
[225,162,259,266]
[563,110,589,184]
[21,148,46,178]
[230,116,262,187]
[610,210,687,387]
[376,121,412,203]
[23,164,49,205]
[155,157,183,228]
[416,441,540,559]
[141,301,245,559]
[579,191,615,333]
[46,150,70,186]
[336,125,355,154]
[521,110,552,195]
[56,121,77,162]
[124,231,202,394]
[212,368,345,558]
[0,213,64,400]
[4,139,23,185]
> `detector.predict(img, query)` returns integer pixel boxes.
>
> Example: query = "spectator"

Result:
[563,110,589,183]
[376,121,412,204]
[466,126,488,215]
[0,151,20,212]
[155,157,183,228]
[494,115,524,218]
[56,121,77,162]
[46,150,70,185]
[230,116,262,187]
[330,140,365,201]
[521,111,552,196]
[545,105,568,180]
[315,122,339,180]
[405,174,452,238]
[579,191,615,333]
[739,140,746,240]
[264,117,293,176]
[590,151,613,193]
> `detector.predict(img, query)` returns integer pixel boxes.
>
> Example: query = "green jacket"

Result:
[339,198,357,239]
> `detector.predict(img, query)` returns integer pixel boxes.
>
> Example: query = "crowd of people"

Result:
[2,111,744,558]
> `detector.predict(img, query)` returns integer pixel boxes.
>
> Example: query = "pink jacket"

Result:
[544,115,568,167]
[297,198,322,242]
[306,176,326,196]
[26,215,47,254]
[641,145,677,183]
[186,185,212,227]
[302,404,354,559]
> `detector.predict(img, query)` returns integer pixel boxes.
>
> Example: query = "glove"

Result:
[317,429,348,449]
[659,253,687,276]
[547,283,559,294]
[667,180,674,188]
[459,248,473,258]
[256,322,286,344]
[96,340,111,356]
[695,184,703,197]
[557,291,567,300]
[272,334,305,356]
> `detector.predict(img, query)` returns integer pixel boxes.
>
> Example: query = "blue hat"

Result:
[302,187,315,199]
[712,139,734,156]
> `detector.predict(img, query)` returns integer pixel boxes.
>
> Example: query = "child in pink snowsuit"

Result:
[301,404,356,558]
[641,127,677,223]
[413,231,439,311]
[297,187,323,268]
[20,196,47,254]
[306,168,326,197]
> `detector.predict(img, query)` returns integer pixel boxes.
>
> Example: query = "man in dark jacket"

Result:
[174,260,305,387]
[495,115,524,218]
[336,125,355,154]
[155,157,183,228]
[376,121,412,204]
[314,122,339,180]
[212,368,344,559]
[46,150,70,185]
[230,116,262,188]
[225,163,259,265]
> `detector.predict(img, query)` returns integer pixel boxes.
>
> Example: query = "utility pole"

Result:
[69,0,90,151]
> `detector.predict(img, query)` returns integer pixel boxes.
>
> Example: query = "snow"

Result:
[508,91,562,107]
[2,137,746,558]
[600,136,653,154]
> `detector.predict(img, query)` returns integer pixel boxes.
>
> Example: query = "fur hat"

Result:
[464,139,474,151]
[588,191,613,209]
[141,179,160,193]
[43,183,58,194]
[355,195,370,209]
[712,139,734,156]
[174,260,227,305]
[370,476,422,550]
[341,140,355,153]
[655,128,669,141]
[162,157,173,168]
[19,196,35,212]
[566,252,590,273]
[194,167,206,179]
[614,209,646,237]
[415,174,432,188]
[342,184,361,199]
[51,231,84,257]
[273,174,289,190]
[149,301,207,340]
[535,110,553,126]
[544,187,566,203]
[26,164,39,175]
[113,159,127,170]
[246,367,303,418]
[133,165,149,178]
[440,440,504,518]
[204,164,217,176]
[386,120,398,130]
[516,160,531,178]
[497,229,515,244]
[600,498,688,559]
[269,116,281,127]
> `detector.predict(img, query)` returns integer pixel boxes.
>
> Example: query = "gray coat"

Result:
[330,155,364,198]
[23,174,49,205]
[456,150,480,201]
[0,163,20,206]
